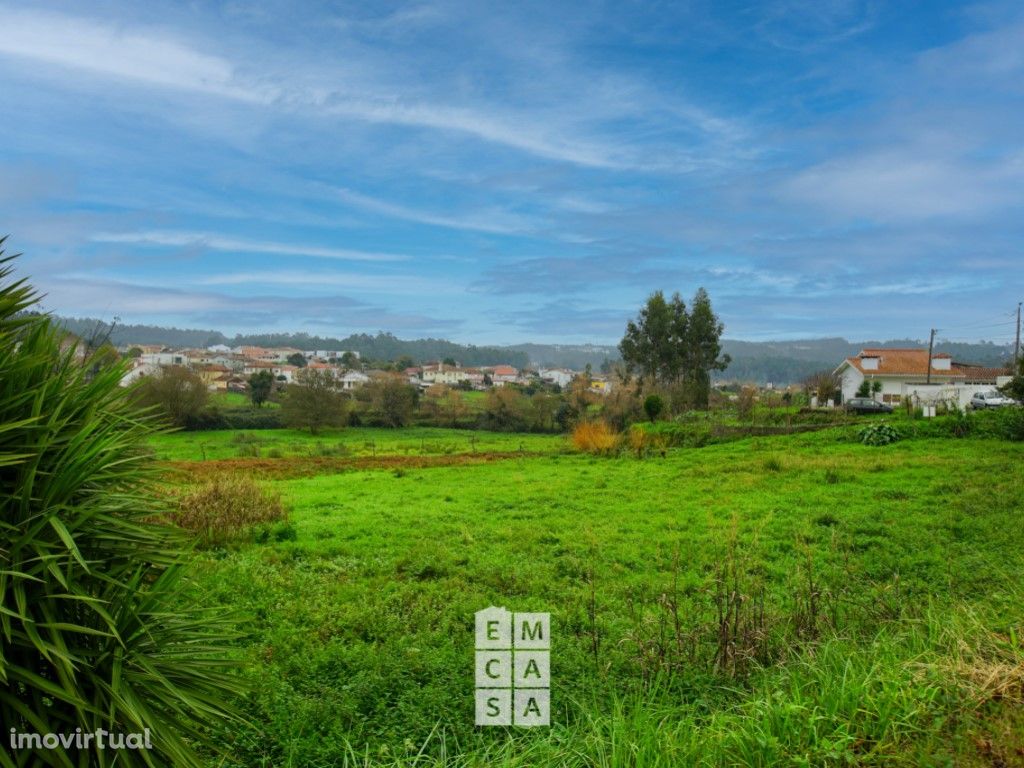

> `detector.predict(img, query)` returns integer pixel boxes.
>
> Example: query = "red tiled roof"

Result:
[839,348,961,377]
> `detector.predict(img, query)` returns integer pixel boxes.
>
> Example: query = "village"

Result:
[118,343,613,396]
[117,341,1015,415]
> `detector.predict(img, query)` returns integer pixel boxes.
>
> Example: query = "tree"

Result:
[367,376,418,427]
[423,384,469,426]
[136,365,209,427]
[281,368,348,434]
[0,250,240,766]
[531,392,560,432]
[643,393,664,422]
[856,380,871,398]
[619,291,688,386]
[340,351,360,368]
[618,288,729,408]
[804,370,841,404]
[395,355,416,371]
[249,369,275,407]
[483,386,532,431]
[442,356,457,367]
[684,288,730,408]
[287,352,307,368]
[126,346,143,358]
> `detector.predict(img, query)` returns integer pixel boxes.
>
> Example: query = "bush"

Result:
[737,386,756,421]
[572,421,618,455]
[0,250,241,766]
[859,422,901,446]
[627,425,669,458]
[170,475,287,546]
[643,394,665,422]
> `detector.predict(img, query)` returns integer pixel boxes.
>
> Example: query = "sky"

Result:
[1,0,1022,346]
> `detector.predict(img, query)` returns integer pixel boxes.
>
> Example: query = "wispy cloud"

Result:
[333,187,536,235]
[91,231,409,262]
[0,6,737,171]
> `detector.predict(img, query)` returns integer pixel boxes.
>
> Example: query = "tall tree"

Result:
[618,291,688,385]
[684,288,730,408]
[619,288,728,408]
[614,290,688,385]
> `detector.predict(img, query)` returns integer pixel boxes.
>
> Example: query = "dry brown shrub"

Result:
[572,421,618,455]
[170,474,286,546]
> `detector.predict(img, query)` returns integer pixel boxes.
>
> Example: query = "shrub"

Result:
[859,422,901,446]
[0,249,241,766]
[763,457,782,472]
[627,425,668,458]
[737,386,757,421]
[572,421,618,455]
[643,394,665,422]
[170,475,287,546]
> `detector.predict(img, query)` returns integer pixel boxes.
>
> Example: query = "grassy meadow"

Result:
[159,425,1024,767]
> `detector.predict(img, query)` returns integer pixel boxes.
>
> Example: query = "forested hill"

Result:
[52,317,1013,383]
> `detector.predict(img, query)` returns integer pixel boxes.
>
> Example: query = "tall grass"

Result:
[572,421,618,455]
[170,475,287,546]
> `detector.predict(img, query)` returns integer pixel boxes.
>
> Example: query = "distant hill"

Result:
[52,316,1014,383]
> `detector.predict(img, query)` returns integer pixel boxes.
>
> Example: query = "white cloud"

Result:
[194,269,458,295]
[0,7,267,102]
[91,230,409,262]
[0,6,740,171]
[333,187,536,235]
[782,150,1024,220]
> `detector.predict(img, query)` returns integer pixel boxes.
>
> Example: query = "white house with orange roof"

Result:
[834,348,1004,408]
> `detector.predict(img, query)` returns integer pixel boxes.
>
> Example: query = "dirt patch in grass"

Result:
[163,450,543,480]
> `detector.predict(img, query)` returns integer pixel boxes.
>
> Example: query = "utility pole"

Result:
[925,328,936,384]
[1015,302,1021,373]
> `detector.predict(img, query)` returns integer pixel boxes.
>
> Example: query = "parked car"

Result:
[844,397,893,414]
[970,390,1019,409]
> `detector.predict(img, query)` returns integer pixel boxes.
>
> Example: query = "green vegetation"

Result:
[148,420,1024,766]
[148,427,564,462]
[0,253,240,766]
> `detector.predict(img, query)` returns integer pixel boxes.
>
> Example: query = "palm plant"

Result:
[0,243,243,767]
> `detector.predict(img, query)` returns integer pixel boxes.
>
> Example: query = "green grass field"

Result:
[150,427,563,462]
[160,426,1024,766]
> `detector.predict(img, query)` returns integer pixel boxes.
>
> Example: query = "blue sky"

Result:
[1,0,1022,345]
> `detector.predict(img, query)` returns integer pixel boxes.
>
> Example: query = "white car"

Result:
[970,390,1018,409]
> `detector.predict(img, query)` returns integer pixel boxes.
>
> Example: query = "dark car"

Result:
[844,397,893,414]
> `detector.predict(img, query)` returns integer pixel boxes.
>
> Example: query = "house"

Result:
[119,360,160,387]
[141,351,189,367]
[538,368,574,388]
[834,348,1004,409]
[588,376,612,395]
[422,362,469,386]
[487,365,519,385]
[340,370,370,390]
[196,364,231,389]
